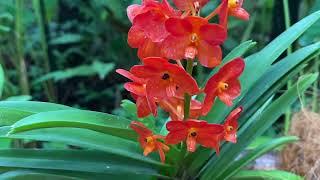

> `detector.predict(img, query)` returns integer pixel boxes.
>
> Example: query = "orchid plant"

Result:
[0,0,319,179]
[119,0,247,163]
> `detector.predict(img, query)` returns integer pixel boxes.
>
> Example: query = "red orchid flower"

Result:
[172,0,209,11]
[127,0,180,59]
[116,69,157,117]
[159,96,202,121]
[165,120,224,153]
[219,0,250,28]
[128,26,163,59]
[202,58,245,115]
[130,121,169,163]
[131,57,199,100]
[128,0,180,42]
[162,16,227,68]
[223,107,242,143]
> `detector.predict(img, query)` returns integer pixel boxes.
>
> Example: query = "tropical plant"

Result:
[0,0,319,179]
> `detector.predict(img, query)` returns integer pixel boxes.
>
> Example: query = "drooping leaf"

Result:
[9,110,136,140]
[1,126,165,167]
[0,101,74,126]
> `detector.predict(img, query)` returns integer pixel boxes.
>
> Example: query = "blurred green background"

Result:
[0,0,319,116]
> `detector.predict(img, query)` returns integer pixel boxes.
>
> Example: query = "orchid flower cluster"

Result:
[117,0,249,163]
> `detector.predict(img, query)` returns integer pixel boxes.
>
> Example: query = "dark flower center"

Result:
[162,73,170,80]
[190,132,197,137]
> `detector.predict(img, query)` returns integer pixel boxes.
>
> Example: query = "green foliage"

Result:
[34,61,115,83]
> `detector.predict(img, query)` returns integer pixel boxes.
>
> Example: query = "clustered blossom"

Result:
[118,0,249,163]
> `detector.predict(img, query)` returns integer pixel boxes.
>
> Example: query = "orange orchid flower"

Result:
[130,121,170,163]
[165,120,224,153]
[202,58,245,115]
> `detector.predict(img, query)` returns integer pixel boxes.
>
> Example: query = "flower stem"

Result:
[184,60,194,120]
[33,0,57,102]
[205,5,220,20]
[312,55,319,112]
[15,0,30,95]
[283,0,292,135]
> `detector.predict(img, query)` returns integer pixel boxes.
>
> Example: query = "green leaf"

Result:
[0,149,167,178]
[205,11,320,121]
[0,170,152,180]
[299,0,320,46]
[5,95,32,101]
[1,127,165,167]
[242,11,320,87]
[246,136,274,150]
[0,12,13,21]
[0,170,78,180]
[0,25,10,32]
[120,99,156,131]
[0,101,74,126]
[238,43,320,124]
[9,110,136,140]
[220,136,298,179]
[0,64,4,98]
[91,61,115,79]
[199,73,318,179]
[33,61,115,84]
[189,42,320,173]
[231,170,303,180]
[49,33,82,45]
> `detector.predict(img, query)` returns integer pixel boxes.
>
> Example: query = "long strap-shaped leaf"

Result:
[0,169,152,180]
[205,11,320,121]
[219,136,298,179]
[1,127,166,167]
[199,73,318,179]
[0,149,168,179]
[0,101,74,126]
[238,43,320,125]
[0,64,4,98]
[187,42,320,174]
[9,109,136,140]
[231,170,303,180]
